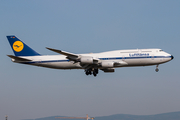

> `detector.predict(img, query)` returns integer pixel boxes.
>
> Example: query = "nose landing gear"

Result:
[155,65,159,72]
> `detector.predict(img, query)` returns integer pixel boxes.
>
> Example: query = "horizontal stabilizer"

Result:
[46,47,78,58]
[7,55,32,61]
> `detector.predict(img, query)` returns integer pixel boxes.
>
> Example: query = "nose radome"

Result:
[171,55,174,60]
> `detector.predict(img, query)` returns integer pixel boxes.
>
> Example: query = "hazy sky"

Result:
[0,1,180,120]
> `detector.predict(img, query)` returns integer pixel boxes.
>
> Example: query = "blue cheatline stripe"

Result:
[21,56,171,64]
[99,56,171,60]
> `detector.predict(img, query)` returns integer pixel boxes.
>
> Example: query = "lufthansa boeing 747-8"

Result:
[7,35,174,77]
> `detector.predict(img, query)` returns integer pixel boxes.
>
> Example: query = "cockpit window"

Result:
[159,50,163,52]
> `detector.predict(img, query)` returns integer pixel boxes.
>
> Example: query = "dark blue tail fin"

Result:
[7,35,40,56]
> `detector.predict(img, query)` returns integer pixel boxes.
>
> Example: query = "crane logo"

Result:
[13,41,24,52]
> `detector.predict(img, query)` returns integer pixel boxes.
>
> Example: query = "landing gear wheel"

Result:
[94,69,98,74]
[85,68,99,76]
[93,73,97,77]
[85,69,91,75]
[155,65,159,72]
[86,70,89,75]
[93,71,97,77]
[155,68,159,72]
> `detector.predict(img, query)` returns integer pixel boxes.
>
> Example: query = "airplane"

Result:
[7,35,174,77]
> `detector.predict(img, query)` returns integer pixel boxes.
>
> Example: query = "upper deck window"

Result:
[120,51,138,53]
[159,50,163,52]
[142,51,152,52]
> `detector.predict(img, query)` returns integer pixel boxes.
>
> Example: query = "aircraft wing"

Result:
[46,47,79,59]
[46,47,100,64]
[7,55,32,61]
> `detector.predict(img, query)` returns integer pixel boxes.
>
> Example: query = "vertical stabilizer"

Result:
[7,35,40,56]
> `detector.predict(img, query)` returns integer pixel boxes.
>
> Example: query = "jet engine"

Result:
[80,56,94,64]
[101,62,114,68]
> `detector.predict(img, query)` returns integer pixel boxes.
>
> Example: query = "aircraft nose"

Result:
[171,55,174,60]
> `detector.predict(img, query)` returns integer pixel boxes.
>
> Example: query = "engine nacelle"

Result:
[80,56,93,64]
[101,62,114,68]
[102,68,115,72]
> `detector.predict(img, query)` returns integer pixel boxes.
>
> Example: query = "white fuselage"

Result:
[13,49,172,69]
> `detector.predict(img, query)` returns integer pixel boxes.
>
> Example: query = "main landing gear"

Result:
[155,65,159,72]
[85,68,99,77]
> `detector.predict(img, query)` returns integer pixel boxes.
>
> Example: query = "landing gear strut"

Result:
[155,65,159,72]
[85,68,99,77]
